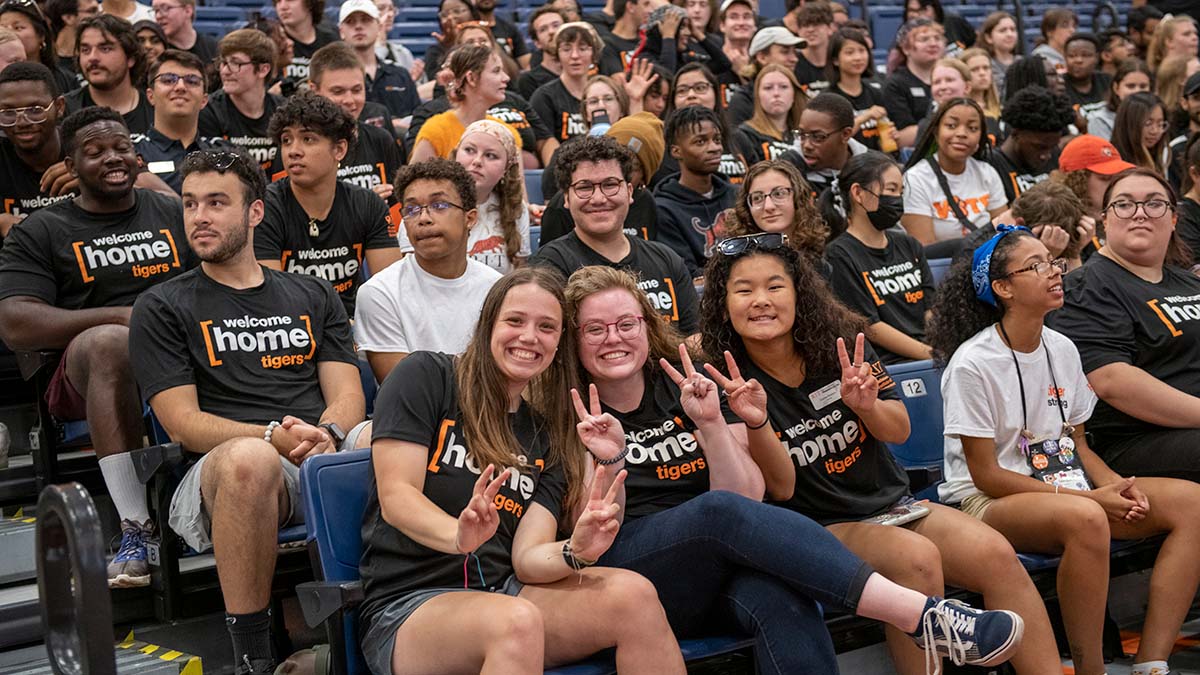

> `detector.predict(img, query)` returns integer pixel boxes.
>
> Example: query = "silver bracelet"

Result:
[264,420,281,443]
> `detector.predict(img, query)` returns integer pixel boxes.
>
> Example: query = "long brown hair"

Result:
[958,48,1002,118]
[744,64,807,140]
[455,266,587,509]
[444,43,495,105]
[1111,92,1167,175]
[977,11,1017,58]
[1101,166,1193,268]
[726,160,829,257]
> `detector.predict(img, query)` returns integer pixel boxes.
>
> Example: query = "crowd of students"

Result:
[0,0,1199,673]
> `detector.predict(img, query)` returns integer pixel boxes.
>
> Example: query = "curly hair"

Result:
[180,148,267,206]
[1011,180,1086,254]
[664,63,736,156]
[564,266,687,382]
[267,90,357,152]
[664,104,723,147]
[726,160,828,257]
[905,97,992,170]
[1000,85,1075,132]
[700,243,866,375]
[394,157,478,213]
[76,15,146,87]
[927,229,1034,367]
[1002,56,1050,103]
[554,135,634,195]
[61,106,127,158]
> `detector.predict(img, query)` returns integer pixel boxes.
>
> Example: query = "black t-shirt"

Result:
[882,67,931,131]
[360,351,566,616]
[0,136,75,218]
[985,146,1059,204]
[1049,254,1200,448]
[1178,197,1200,255]
[530,231,700,333]
[530,78,587,142]
[826,231,935,365]
[734,124,802,167]
[726,84,753,127]
[606,367,740,520]
[1065,73,1111,119]
[0,189,192,308]
[405,92,550,158]
[129,265,355,423]
[743,347,910,524]
[180,32,220,65]
[366,62,420,120]
[599,33,640,75]
[793,53,830,94]
[830,81,886,152]
[538,187,658,244]
[516,63,558,101]
[198,90,284,169]
[489,17,529,60]
[285,24,339,81]
[135,128,231,194]
[64,86,154,135]
[256,178,398,315]
[268,122,403,197]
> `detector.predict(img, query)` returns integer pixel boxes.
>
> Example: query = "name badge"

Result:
[809,380,842,409]
[910,87,927,97]
[147,160,175,174]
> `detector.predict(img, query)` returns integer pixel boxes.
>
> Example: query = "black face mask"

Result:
[865,194,904,231]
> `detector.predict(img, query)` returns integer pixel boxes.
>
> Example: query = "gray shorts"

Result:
[167,421,371,552]
[360,575,524,675]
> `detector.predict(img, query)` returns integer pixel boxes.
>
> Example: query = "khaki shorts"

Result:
[957,493,996,520]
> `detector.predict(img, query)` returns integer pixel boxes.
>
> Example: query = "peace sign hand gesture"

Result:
[703,350,769,429]
[569,463,628,562]
[660,343,723,427]
[838,333,879,414]
[456,464,512,554]
[572,384,627,462]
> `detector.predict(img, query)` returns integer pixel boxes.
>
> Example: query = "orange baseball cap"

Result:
[1058,135,1135,175]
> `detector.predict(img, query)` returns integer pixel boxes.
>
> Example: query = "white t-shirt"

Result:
[939,325,1097,504]
[903,155,1008,242]
[398,193,531,274]
[1084,107,1115,142]
[353,256,502,356]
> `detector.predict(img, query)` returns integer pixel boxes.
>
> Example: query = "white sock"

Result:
[99,454,150,524]
[1131,660,1170,675]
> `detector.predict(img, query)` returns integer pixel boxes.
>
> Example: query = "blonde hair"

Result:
[1156,54,1192,113]
[958,47,1002,118]
[745,64,807,140]
[1147,15,1198,72]
[457,120,527,267]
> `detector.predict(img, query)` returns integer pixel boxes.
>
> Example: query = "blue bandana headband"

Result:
[971,224,1030,307]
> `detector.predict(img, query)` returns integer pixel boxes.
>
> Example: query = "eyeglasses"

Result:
[746,185,793,210]
[578,315,645,344]
[218,57,256,72]
[0,102,53,127]
[585,94,617,108]
[400,199,464,219]
[154,72,204,88]
[1143,120,1169,131]
[715,232,789,256]
[152,4,184,16]
[1105,198,1173,219]
[1005,257,1067,278]
[570,177,624,200]
[796,129,844,144]
[675,81,712,97]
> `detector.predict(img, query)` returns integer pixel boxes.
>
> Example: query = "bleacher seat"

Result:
[525,169,544,204]
[928,257,951,286]
[530,225,541,254]
[884,359,944,481]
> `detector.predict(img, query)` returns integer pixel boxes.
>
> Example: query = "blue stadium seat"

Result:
[525,169,544,204]
[885,359,944,475]
[928,257,951,286]
[530,225,541,254]
[195,6,247,21]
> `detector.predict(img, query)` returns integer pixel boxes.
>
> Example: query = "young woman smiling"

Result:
[410,44,510,163]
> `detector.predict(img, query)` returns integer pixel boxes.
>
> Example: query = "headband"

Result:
[971,224,1029,307]
[460,118,522,165]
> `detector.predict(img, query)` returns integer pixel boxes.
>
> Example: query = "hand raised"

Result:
[572,384,627,462]
[622,58,659,102]
[704,350,769,428]
[456,464,512,554]
[569,464,628,562]
[838,333,879,413]
[660,343,723,426]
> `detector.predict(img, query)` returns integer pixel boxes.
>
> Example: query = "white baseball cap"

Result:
[748,26,807,57]
[718,0,753,15]
[339,0,379,24]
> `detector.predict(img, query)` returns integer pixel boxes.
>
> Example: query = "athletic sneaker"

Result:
[910,596,1024,675]
[107,519,153,588]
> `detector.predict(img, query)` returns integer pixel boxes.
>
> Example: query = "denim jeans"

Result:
[600,490,875,674]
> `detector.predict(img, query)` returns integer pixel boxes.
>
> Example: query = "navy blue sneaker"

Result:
[911,597,1024,674]
[107,519,152,588]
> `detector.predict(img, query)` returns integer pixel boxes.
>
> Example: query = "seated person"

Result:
[725,159,829,262]
[654,62,749,188]
[539,111,663,246]
[336,0,419,124]
[410,44,514,163]
[200,29,284,168]
[930,222,1200,675]
[1051,134,1134,228]
[530,22,603,143]
[355,159,502,383]
[407,83,554,170]
[792,1,835,94]
[1082,58,1152,141]
[258,91,401,315]
[654,106,737,277]
[516,6,566,100]
[1063,32,1111,119]
[130,149,366,675]
[1179,137,1200,254]
[826,151,935,363]
[1049,168,1200,482]
[726,26,806,128]
[912,58,1002,146]
[0,107,192,588]
[986,86,1073,204]
[882,18,944,149]
[733,64,807,166]
[0,62,74,237]
[531,135,699,336]
[797,92,868,196]
[65,15,154,134]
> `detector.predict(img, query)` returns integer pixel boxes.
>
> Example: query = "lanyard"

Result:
[996,322,1070,447]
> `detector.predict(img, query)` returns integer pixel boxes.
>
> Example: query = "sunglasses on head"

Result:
[715,232,789,256]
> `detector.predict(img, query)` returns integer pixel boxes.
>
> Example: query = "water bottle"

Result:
[588,109,612,137]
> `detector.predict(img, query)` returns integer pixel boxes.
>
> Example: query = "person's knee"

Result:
[1061,498,1110,550]
[212,438,283,494]
[972,529,1027,583]
[72,324,132,372]
[692,490,755,530]
[488,598,544,653]
[603,569,664,621]
[890,535,943,590]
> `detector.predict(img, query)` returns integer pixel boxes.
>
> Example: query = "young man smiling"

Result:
[354,159,501,382]
[336,0,417,126]
[136,50,227,193]
[257,91,401,315]
[151,0,218,64]
[0,62,73,237]
[66,15,153,134]
[199,29,283,169]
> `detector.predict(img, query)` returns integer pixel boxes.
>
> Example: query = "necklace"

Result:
[308,218,319,237]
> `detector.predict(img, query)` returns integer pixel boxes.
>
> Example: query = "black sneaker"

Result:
[910,597,1024,674]
[235,655,276,675]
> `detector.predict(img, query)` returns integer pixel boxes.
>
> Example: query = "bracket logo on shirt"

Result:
[781,406,868,475]
[638,276,680,322]
[200,313,316,369]
[1147,293,1200,337]
[933,193,991,221]
[425,419,541,516]
[1003,170,1049,200]
[561,112,588,139]
[71,228,182,283]
[861,261,925,306]
[4,193,74,217]
[281,244,364,293]
[624,416,706,480]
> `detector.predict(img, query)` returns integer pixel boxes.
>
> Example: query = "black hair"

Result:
[1183,132,1200,195]
[1099,27,1129,50]
[267,90,356,152]
[1003,55,1049,102]
[1000,85,1074,132]
[272,0,324,26]
[0,61,60,98]
[45,0,77,35]
[805,91,854,129]
[819,149,900,237]
[394,158,478,213]
[1105,58,1153,112]
[60,106,126,157]
[613,0,630,21]
[1065,31,1100,51]
[1,2,57,72]
[902,0,944,24]
[927,229,1036,367]
[554,135,634,195]
[76,14,146,86]
[826,26,873,85]
[796,1,833,27]
[180,148,267,205]
[147,49,208,90]
[1128,5,1164,34]
[664,62,735,155]
[664,105,722,146]
[905,97,992,170]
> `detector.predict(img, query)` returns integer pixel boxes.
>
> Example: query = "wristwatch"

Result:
[319,422,347,446]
